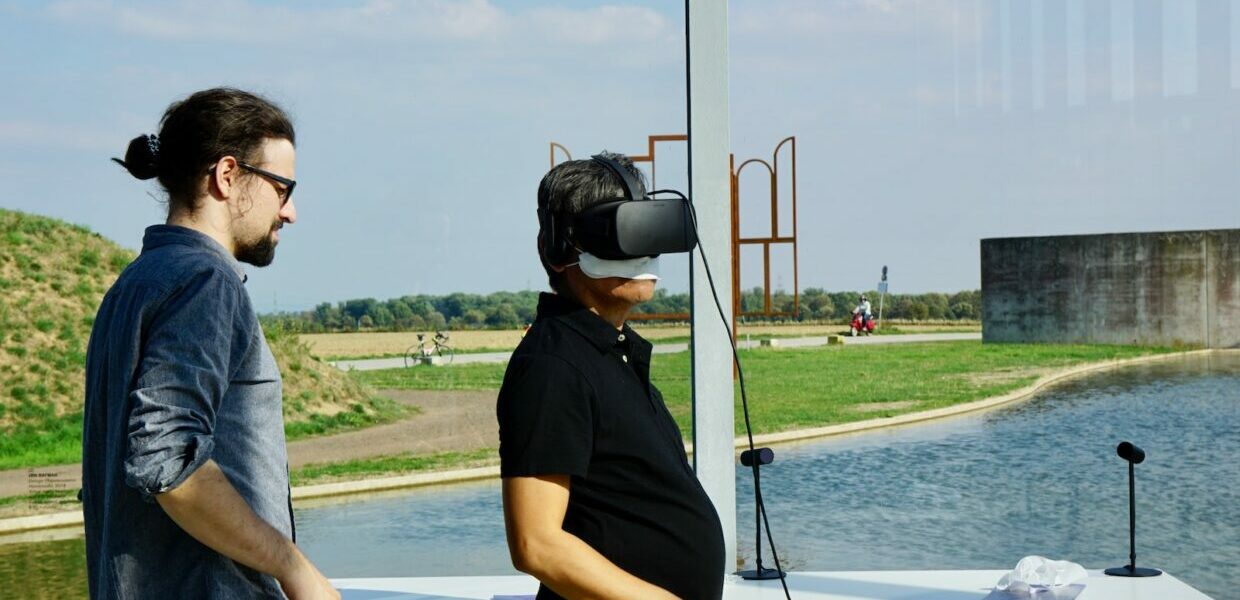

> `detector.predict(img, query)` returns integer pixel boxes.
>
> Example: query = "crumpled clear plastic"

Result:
[991,555,1088,598]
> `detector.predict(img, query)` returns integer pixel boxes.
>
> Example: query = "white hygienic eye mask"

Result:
[575,252,660,281]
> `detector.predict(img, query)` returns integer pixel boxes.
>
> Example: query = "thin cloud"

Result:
[0,120,119,152]
[42,0,671,47]
[526,5,671,45]
[733,0,978,41]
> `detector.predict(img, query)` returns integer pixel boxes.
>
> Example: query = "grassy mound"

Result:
[0,209,403,470]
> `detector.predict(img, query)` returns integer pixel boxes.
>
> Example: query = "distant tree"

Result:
[389,301,414,329]
[314,302,343,330]
[425,311,447,331]
[949,302,976,320]
[488,303,520,328]
[924,293,949,320]
[901,299,929,320]
[370,305,394,329]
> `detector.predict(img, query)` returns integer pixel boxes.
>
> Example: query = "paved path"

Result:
[333,332,982,371]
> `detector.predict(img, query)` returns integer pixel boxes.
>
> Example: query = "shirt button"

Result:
[618,333,626,342]
[621,354,629,363]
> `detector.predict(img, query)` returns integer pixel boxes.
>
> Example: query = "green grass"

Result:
[664,341,1176,437]
[353,341,1179,440]
[290,448,497,486]
[0,414,83,470]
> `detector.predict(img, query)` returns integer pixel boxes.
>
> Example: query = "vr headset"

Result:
[540,154,698,264]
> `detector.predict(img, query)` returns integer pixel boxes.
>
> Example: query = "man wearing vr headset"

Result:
[497,152,724,599]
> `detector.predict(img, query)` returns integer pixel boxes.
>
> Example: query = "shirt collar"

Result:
[535,292,646,354]
[141,224,247,282]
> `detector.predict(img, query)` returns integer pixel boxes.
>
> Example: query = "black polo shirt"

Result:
[497,293,725,600]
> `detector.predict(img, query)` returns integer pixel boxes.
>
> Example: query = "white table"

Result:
[333,570,1212,599]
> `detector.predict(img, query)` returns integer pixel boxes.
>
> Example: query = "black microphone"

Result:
[1117,442,1145,464]
[740,448,774,467]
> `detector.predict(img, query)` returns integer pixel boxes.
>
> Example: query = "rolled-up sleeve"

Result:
[123,268,248,500]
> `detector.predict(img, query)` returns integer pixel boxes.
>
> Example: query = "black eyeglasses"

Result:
[238,161,296,205]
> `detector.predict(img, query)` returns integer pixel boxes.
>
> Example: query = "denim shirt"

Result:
[82,225,292,599]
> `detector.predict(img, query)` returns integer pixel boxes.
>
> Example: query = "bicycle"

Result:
[404,331,454,367]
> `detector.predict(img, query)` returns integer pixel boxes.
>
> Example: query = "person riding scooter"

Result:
[848,295,877,337]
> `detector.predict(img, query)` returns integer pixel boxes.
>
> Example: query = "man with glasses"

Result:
[83,88,337,599]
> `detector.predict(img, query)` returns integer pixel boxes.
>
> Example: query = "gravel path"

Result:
[286,389,498,468]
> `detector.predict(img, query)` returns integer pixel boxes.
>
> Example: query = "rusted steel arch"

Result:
[628,134,687,191]
[549,142,573,168]
[731,138,799,320]
[772,136,799,317]
[734,158,774,177]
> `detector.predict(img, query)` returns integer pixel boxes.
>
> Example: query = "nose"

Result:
[280,198,297,224]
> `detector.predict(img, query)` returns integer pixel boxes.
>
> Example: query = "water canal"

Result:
[3,352,1236,598]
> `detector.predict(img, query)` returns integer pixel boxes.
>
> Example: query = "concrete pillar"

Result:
[686,0,736,574]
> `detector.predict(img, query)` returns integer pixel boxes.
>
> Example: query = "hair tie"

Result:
[143,134,160,159]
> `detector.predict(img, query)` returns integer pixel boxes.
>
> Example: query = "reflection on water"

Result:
[296,478,511,577]
[4,353,1236,599]
[0,535,86,599]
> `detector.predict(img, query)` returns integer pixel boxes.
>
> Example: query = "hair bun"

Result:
[111,134,160,180]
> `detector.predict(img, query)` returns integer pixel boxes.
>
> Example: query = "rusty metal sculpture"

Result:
[732,136,799,321]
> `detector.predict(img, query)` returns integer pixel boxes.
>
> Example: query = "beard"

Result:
[235,223,280,267]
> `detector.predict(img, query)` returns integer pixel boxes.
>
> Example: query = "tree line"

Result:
[260,288,982,333]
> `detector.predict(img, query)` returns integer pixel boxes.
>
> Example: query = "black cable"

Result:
[651,190,792,600]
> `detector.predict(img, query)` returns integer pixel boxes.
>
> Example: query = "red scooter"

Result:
[850,312,876,336]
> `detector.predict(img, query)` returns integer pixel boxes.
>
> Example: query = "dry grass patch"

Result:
[850,401,919,413]
[952,367,1058,387]
[0,210,133,429]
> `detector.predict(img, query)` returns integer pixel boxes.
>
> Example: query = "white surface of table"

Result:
[332,570,1212,599]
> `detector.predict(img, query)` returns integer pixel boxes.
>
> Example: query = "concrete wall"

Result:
[981,230,1240,348]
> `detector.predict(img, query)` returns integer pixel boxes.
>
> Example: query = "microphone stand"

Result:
[1105,443,1161,577]
[737,448,785,580]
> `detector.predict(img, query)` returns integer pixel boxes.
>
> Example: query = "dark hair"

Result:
[114,87,295,212]
[536,151,646,294]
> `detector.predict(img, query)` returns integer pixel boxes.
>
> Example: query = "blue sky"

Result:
[2,0,1239,312]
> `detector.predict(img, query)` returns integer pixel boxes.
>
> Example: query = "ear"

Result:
[208,155,242,201]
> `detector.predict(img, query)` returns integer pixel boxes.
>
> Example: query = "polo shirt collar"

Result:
[142,224,248,283]
[536,292,644,354]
